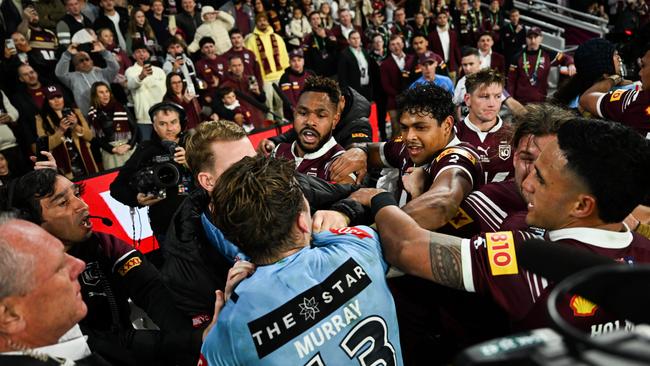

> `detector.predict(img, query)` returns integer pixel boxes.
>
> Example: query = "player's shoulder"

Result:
[316,226,379,244]
[435,141,481,165]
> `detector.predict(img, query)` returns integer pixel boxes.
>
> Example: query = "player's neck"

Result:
[467,114,498,131]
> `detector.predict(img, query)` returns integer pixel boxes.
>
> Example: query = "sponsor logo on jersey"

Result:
[645,105,650,117]
[436,147,478,165]
[329,227,372,240]
[192,314,212,328]
[569,295,597,317]
[498,144,511,161]
[486,231,518,276]
[448,207,474,229]
[197,354,208,366]
[609,89,624,102]
[117,257,142,276]
[248,258,371,358]
[351,133,369,138]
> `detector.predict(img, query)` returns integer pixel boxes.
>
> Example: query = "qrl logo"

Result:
[486,232,519,276]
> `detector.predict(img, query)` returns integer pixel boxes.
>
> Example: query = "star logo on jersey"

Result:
[299,297,320,321]
[570,295,598,317]
[449,207,474,229]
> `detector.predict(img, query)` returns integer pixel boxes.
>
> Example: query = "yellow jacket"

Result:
[244,27,289,81]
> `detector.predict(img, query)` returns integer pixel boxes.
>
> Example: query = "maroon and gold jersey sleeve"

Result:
[426,144,484,190]
[597,89,650,137]
[461,230,544,321]
[380,138,410,171]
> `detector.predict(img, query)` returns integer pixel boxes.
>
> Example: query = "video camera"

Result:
[130,140,183,199]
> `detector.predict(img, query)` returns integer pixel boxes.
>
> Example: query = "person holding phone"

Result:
[35,85,99,179]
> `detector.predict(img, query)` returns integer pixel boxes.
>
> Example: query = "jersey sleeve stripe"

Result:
[433,165,474,188]
[461,238,476,292]
[473,191,508,218]
[524,271,538,303]
[595,93,606,118]
[112,249,137,273]
[465,196,503,231]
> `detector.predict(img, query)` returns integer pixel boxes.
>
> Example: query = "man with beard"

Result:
[17,5,59,65]
[272,76,354,184]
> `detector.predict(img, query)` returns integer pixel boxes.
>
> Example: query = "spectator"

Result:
[500,8,526,64]
[87,81,138,169]
[454,47,482,114]
[36,85,99,179]
[244,12,290,119]
[78,0,100,23]
[2,31,55,85]
[97,27,131,103]
[56,0,93,47]
[201,155,402,364]
[125,43,167,140]
[391,7,414,48]
[364,10,390,55]
[274,0,294,30]
[455,0,477,48]
[470,0,486,31]
[111,102,193,241]
[54,41,119,116]
[0,90,29,178]
[477,31,506,74]
[284,7,311,49]
[279,48,313,118]
[163,38,199,95]
[6,170,203,365]
[457,68,514,183]
[331,8,362,50]
[319,1,335,29]
[302,11,338,77]
[272,76,354,184]
[412,11,429,38]
[338,30,374,101]
[221,0,254,36]
[195,37,226,104]
[218,87,254,132]
[410,50,454,94]
[93,0,129,52]
[187,6,235,55]
[164,72,202,130]
[0,219,95,365]
[147,0,175,48]
[483,0,503,46]
[223,28,264,90]
[380,34,416,138]
[429,12,462,81]
[507,27,575,104]
[219,55,267,129]
[16,5,59,66]
[127,7,163,63]
[252,0,283,33]
[175,0,202,43]
[30,0,67,31]
[368,31,388,63]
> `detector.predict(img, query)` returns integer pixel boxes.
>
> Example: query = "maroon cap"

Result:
[289,48,304,59]
[44,85,63,99]
[419,50,443,65]
[527,27,542,37]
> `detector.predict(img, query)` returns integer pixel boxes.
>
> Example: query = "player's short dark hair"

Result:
[477,31,494,40]
[511,103,575,148]
[557,118,650,223]
[389,34,403,43]
[397,84,454,125]
[465,68,505,94]
[210,156,306,263]
[462,46,480,58]
[1,169,58,224]
[301,76,341,106]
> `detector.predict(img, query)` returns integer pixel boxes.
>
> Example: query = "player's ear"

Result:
[572,193,597,219]
[441,115,454,135]
[197,171,215,192]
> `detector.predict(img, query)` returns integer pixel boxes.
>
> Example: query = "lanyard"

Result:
[523,49,543,77]
[490,12,499,25]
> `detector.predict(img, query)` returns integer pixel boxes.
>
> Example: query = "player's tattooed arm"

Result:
[428,232,464,289]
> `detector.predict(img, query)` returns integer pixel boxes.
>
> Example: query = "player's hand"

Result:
[0,113,12,124]
[329,147,368,184]
[349,188,386,207]
[173,146,186,165]
[137,193,164,206]
[402,167,427,199]
[225,260,255,301]
[312,210,350,232]
[256,138,275,156]
[203,290,224,341]
[31,151,57,170]
[567,64,577,76]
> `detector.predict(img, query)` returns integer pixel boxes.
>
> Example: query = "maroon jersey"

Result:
[196,56,227,80]
[272,137,345,181]
[455,117,514,183]
[439,179,527,237]
[380,137,484,205]
[462,228,650,334]
[222,48,264,89]
[507,49,573,103]
[597,88,650,139]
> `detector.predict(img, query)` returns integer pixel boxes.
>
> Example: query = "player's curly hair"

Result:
[465,68,505,94]
[210,156,306,264]
[396,83,455,125]
[302,76,341,105]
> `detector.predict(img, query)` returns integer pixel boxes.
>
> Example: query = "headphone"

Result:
[148,101,187,128]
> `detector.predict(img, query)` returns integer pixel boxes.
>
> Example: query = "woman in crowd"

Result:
[87,81,138,170]
[319,2,335,29]
[36,86,99,179]
[163,72,202,130]
[126,7,162,60]
[98,28,131,104]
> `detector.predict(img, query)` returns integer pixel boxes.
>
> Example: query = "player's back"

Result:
[200,226,403,365]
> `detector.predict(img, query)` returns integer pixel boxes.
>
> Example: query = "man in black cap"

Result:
[506,27,575,103]
[279,48,313,119]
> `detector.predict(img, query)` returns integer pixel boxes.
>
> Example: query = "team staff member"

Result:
[110,102,193,242]
[4,169,204,365]
[365,118,650,334]
[507,27,575,103]
[201,155,403,365]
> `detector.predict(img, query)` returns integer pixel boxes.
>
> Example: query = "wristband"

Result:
[352,144,368,154]
[371,192,398,219]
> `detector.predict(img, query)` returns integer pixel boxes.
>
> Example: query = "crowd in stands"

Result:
[0,0,650,365]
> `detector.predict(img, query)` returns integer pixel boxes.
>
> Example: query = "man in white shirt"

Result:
[0,218,98,365]
[126,43,166,140]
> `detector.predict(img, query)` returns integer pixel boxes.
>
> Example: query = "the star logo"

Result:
[299,297,320,321]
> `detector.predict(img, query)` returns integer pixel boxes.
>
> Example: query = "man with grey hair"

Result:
[0,217,109,365]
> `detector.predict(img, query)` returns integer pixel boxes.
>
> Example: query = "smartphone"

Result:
[35,136,49,161]
[5,39,15,51]
[248,75,257,86]
[62,107,73,117]
[175,55,183,61]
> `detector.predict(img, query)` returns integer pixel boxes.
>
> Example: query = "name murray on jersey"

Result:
[247,258,372,359]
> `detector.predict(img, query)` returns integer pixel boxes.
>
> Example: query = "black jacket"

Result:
[109,133,193,236]
[270,86,373,148]
[69,233,201,366]
[337,47,375,100]
[161,174,364,326]
[93,7,130,45]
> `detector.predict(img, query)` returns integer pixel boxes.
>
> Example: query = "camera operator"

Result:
[110,102,194,243]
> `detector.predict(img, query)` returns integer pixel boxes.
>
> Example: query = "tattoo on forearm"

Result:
[429,235,463,289]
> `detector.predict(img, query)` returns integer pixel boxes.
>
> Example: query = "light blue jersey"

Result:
[410,74,455,94]
[200,226,403,366]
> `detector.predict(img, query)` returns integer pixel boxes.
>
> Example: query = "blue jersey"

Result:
[410,74,455,95]
[200,226,403,366]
